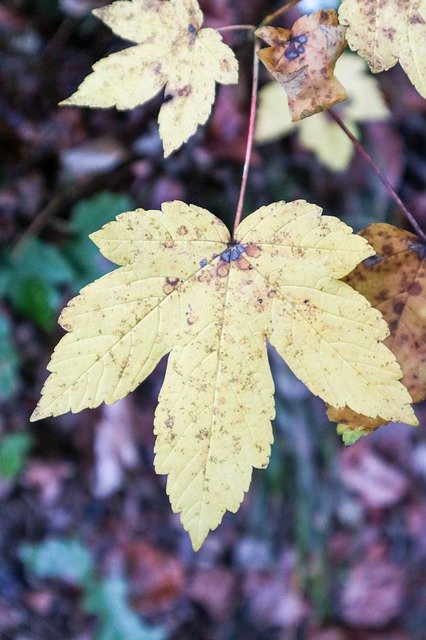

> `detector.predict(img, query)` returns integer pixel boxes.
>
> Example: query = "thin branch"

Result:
[260,0,302,27]
[329,108,426,241]
[217,24,256,33]
[12,159,136,258]
[233,39,260,236]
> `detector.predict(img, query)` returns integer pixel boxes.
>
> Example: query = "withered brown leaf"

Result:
[256,10,347,121]
[328,223,426,440]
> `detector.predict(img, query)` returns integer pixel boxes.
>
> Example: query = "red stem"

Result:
[217,24,256,33]
[260,0,302,26]
[233,39,260,235]
[329,109,426,241]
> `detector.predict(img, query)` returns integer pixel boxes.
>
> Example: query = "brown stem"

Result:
[329,108,426,241]
[217,24,256,33]
[233,39,260,236]
[260,0,302,26]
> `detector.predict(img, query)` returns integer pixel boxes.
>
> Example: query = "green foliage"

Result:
[20,537,165,640]
[85,576,165,640]
[0,238,73,331]
[0,193,133,331]
[0,314,20,401]
[65,192,135,292]
[0,432,33,479]
[21,538,93,583]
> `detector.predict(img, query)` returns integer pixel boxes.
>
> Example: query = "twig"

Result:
[329,108,426,241]
[217,24,256,33]
[233,39,260,235]
[12,159,136,258]
[260,0,302,27]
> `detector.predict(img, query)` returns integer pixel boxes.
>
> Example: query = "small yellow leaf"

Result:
[60,0,238,156]
[339,0,426,97]
[255,53,389,171]
[256,10,347,121]
[32,202,417,549]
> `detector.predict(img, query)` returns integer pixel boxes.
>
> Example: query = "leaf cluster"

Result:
[29,0,426,549]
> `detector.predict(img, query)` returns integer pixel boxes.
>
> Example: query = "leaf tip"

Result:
[29,406,41,422]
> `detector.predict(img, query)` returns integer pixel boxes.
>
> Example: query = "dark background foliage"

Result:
[0,1,425,639]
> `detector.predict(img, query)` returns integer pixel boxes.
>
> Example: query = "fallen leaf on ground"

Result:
[340,551,406,626]
[125,541,184,616]
[94,397,139,497]
[256,10,347,121]
[186,566,235,620]
[339,0,426,97]
[244,551,307,628]
[32,201,416,549]
[61,0,238,156]
[328,223,425,440]
[256,53,389,171]
[340,443,409,508]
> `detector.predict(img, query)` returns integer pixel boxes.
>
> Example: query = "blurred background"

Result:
[0,0,425,639]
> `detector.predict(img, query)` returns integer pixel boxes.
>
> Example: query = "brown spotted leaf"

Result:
[328,223,426,441]
[256,10,347,121]
[339,0,426,97]
[31,203,416,549]
[60,0,238,156]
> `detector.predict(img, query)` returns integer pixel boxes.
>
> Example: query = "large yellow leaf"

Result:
[256,53,389,171]
[31,201,417,549]
[339,0,426,97]
[60,0,238,156]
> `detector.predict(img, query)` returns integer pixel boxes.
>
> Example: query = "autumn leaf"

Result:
[31,202,417,549]
[327,223,425,441]
[256,10,347,121]
[339,0,426,97]
[256,53,389,171]
[60,0,238,156]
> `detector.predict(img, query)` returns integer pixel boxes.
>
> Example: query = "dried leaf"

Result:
[340,552,406,626]
[328,223,426,438]
[32,202,416,549]
[339,0,426,97]
[60,0,238,156]
[94,398,139,497]
[256,53,389,172]
[256,10,347,121]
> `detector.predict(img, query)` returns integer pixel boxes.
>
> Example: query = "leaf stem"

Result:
[260,0,302,26]
[233,39,260,236]
[217,24,256,33]
[329,108,426,241]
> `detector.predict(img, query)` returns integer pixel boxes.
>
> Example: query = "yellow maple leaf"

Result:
[339,0,426,97]
[31,201,417,549]
[60,0,238,156]
[256,53,389,171]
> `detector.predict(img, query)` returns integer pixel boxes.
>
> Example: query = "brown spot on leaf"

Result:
[410,12,425,24]
[163,277,180,295]
[381,243,393,255]
[409,282,422,296]
[216,262,230,278]
[245,244,261,258]
[236,257,251,271]
[393,301,405,315]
